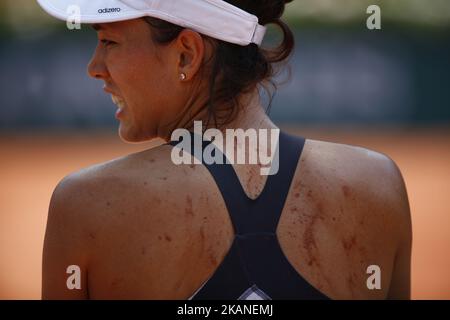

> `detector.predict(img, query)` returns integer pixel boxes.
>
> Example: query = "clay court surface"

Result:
[0,127,449,299]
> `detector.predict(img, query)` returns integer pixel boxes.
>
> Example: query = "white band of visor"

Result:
[36,0,267,46]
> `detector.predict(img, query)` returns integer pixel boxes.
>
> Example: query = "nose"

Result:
[87,45,109,80]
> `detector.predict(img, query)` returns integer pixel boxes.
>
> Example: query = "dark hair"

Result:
[145,0,294,128]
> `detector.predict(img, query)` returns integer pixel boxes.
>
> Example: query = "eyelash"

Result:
[100,39,117,47]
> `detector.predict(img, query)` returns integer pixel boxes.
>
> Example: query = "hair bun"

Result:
[224,0,288,25]
[257,0,288,25]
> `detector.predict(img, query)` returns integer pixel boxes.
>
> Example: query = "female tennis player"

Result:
[38,0,412,300]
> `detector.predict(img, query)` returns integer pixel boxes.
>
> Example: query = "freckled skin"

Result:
[302,211,320,266]
[43,137,411,300]
[277,140,411,299]
[342,235,357,252]
[342,185,351,198]
[185,196,194,217]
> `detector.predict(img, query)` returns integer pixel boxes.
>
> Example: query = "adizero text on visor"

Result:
[36,0,267,46]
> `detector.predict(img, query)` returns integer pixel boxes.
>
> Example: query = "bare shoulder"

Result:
[44,143,232,298]
[301,137,410,218]
[43,144,188,298]
[299,137,411,240]
[283,136,412,298]
[47,142,215,235]
[49,144,182,219]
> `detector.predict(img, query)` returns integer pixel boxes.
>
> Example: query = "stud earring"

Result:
[180,73,186,81]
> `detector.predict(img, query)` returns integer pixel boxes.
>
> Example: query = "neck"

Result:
[158,89,278,142]
[221,92,278,134]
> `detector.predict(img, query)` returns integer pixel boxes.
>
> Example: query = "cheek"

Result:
[138,54,172,92]
[124,50,171,99]
[108,44,178,128]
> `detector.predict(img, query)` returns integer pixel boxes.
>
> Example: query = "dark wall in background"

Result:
[0,27,449,129]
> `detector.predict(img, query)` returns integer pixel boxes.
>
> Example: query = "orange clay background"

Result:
[0,127,449,299]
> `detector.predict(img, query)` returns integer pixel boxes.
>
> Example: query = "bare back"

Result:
[42,136,412,299]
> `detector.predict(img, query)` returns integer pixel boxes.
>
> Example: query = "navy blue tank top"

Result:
[168,130,329,300]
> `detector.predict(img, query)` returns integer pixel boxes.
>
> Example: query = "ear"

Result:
[175,29,205,81]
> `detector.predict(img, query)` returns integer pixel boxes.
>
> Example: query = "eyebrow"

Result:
[91,24,103,31]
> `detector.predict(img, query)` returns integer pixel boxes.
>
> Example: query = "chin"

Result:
[118,124,140,143]
[118,124,156,144]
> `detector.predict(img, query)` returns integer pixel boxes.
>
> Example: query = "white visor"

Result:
[36,0,267,46]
